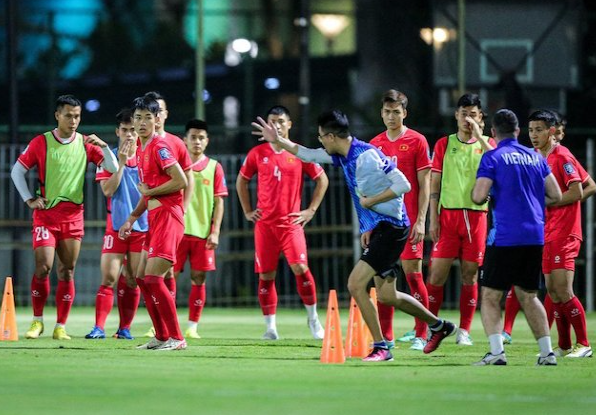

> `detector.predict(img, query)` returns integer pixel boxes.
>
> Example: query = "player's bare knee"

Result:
[290,263,308,275]
[34,264,52,278]
[190,272,206,285]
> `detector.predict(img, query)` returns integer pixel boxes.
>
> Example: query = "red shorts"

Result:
[102,229,146,254]
[431,209,487,265]
[145,206,184,263]
[174,235,216,272]
[254,221,308,273]
[31,219,84,249]
[542,236,581,274]
[400,239,424,260]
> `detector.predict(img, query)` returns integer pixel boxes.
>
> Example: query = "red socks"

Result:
[544,294,555,328]
[95,285,114,329]
[188,284,206,323]
[406,272,429,338]
[295,271,317,306]
[459,283,478,332]
[426,283,444,317]
[56,280,75,325]
[143,276,182,340]
[503,287,521,335]
[561,297,590,347]
[137,277,169,341]
[553,302,572,350]
[377,301,394,341]
[258,279,277,315]
[164,277,177,302]
[31,275,50,317]
[117,275,140,330]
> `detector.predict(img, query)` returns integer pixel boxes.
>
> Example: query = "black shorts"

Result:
[361,222,409,278]
[480,245,543,291]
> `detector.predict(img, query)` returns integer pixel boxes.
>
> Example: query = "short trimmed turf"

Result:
[1,307,595,415]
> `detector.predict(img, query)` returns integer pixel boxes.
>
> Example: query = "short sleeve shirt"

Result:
[163,132,192,171]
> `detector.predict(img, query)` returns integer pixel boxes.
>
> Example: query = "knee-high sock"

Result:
[31,275,50,318]
[406,272,429,338]
[136,277,168,341]
[258,279,277,316]
[562,297,590,347]
[164,277,177,302]
[295,270,317,306]
[503,287,521,335]
[459,283,478,332]
[118,281,140,330]
[188,284,206,323]
[95,285,114,329]
[144,275,182,341]
[116,275,127,325]
[377,301,394,341]
[426,283,444,317]
[552,302,572,350]
[544,294,555,329]
[56,280,75,325]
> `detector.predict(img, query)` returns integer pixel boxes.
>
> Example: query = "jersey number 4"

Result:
[273,165,282,181]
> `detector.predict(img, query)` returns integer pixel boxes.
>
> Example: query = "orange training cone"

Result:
[320,290,345,364]
[344,297,368,358]
[362,287,378,354]
[0,277,18,341]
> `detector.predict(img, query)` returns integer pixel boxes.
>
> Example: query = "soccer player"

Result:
[10,94,118,340]
[119,96,188,351]
[253,110,457,361]
[369,90,431,351]
[174,119,228,339]
[140,91,193,337]
[85,109,147,340]
[427,93,494,346]
[528,109,592,358]
[237,106,328,340]
[471,109,561,366]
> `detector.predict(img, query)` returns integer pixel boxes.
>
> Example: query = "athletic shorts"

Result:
[31,219,84,249]
[174,234,216,273]
[542,236,581,274]
[431,209,487,265]
[145,206,184,263]
[102,229,146,254]
[400,239,424,260]
[254,221,308,273]
[361,222,410,278]
[481,245,543,291]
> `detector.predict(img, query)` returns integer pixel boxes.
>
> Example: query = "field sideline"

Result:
[1,307,595,415]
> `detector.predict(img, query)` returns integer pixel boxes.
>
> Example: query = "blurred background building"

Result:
[0,0,594,309]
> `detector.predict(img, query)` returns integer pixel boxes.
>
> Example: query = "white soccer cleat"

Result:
[553,347,573,357]
[154,338,187,351]
[473,351,507,366]
[536,352,557,366]
[565,344,593,358]
[410,337,427,351]
[308,317,325,340]
[136,337,165,350]
[455,328,473,346]
[262,329,279,340]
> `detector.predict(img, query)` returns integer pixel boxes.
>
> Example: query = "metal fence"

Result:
[1,140,594,311]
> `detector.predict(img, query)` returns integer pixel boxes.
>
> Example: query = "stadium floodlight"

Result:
[420,27,452,49]
[311,14,350,54]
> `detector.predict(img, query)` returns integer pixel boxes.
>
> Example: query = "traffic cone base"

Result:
[0,277,19,341]
[320,290,345,364]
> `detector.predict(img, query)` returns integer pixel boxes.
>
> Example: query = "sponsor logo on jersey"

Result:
[554,255,560,263]
[262,157,269,164]
[158,148,172,160]
[563,162,575,175]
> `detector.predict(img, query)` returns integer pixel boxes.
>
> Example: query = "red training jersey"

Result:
[136,135,182,211]
[17,130,104,224]
[545,144,582,242]
[370,127,431,223]
[163,131,192,172]
[239,143,324,224]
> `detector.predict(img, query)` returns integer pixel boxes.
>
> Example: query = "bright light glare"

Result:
[433,28,449,43]
[85,99,100,112]
[232,38,252,54]
[264,78,280,90]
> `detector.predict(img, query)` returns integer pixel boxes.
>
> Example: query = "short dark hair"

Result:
[132,96,160,116]
[144,91,165,102]
[56,94,82,111]
[317,109,350,138]
[116,108,133,126]
[528,110,556,128]
[266,105,291,118]
[552,111,567,128]
[491,109,519,136]
[457,93,482,109]
[381,89,408,109]
[185,119,208,134]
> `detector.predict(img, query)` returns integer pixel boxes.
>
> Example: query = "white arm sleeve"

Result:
[101,147,119,173]
[387,168,411,196]
[296,146,333,164]
[11,162,34,202]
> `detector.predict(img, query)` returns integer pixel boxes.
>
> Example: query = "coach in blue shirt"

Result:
[471,109,562,366]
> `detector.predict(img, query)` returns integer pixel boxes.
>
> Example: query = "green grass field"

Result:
[1,306,595,415]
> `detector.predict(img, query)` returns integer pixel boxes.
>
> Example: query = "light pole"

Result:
[227,38,258,129]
